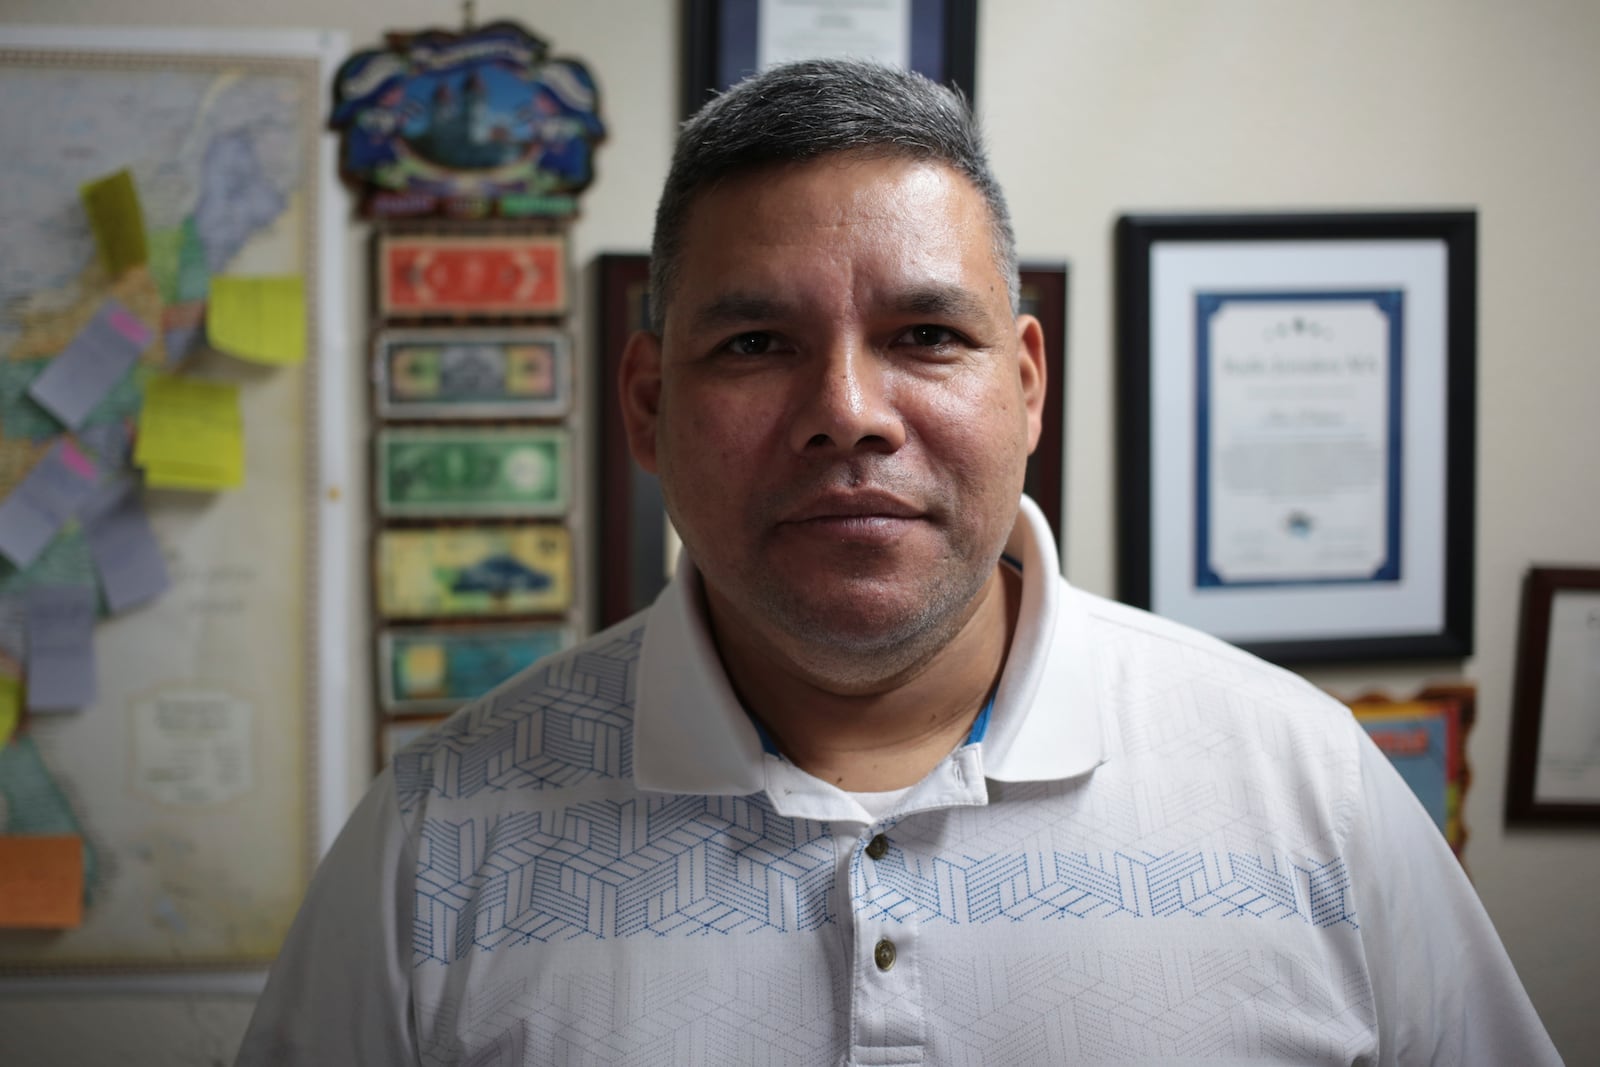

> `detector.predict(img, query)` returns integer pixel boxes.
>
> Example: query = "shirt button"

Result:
[865,834,889,860]
[874,937,896,972]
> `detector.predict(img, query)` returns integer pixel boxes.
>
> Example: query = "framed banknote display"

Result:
[373,229,568,318]
[1507,566,1600,823]
[378,622,574,713]
[682,0,978,119]
[1115,212,1477,665]
[375,425,571,518]
[375,524,572,619]
[373,326,571,420]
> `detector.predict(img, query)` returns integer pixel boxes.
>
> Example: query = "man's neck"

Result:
[705,565,1022,791]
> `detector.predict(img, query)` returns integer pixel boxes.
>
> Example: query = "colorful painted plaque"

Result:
[1349,696,1468,855]
[377,426,570,518]
[373,326,569,419]
[329,20,605,219]
[375,232,566,317]
[376,525,571,618]
[378,623,572,712]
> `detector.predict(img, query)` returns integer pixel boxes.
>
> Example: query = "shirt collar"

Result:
[631,494,1105,797]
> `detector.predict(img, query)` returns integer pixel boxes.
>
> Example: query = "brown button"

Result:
[874,937,896,971]
[865,834,889,861]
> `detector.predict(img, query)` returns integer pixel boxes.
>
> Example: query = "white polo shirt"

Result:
[237,497,1558,1066]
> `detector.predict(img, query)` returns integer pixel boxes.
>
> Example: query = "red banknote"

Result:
[377,233,567,317]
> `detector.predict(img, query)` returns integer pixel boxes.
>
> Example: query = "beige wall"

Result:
[1,2,1596,1062]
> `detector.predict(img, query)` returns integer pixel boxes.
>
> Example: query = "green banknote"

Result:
[377,525,571,618]
[378,428,569,517]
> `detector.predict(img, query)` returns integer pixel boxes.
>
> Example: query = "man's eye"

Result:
[900,325,958,347]
[726,332,775,356]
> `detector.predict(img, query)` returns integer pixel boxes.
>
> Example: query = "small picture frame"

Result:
[1115,211,1478,665]
[1506,566,1600,823]
[374,230,567,318]
[375,425,571,518]
[373,326,572,420]
[682,0,978,119]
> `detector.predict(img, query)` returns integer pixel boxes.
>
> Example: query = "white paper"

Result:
[1533,590,1600,804]
[1202,295,1395,585]
[131,688,253,807]
[758,0,911,69]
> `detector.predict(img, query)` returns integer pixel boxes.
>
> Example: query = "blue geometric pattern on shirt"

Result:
[855,843,1356,928]
[412,792,838,964]
[394,626,642,816]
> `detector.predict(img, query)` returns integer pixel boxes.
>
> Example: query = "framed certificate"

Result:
[682,0,978,119]
[1507,566,1600,823]
[1115,212,1477,664]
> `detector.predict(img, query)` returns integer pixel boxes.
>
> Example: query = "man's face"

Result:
[623,152,1045,666]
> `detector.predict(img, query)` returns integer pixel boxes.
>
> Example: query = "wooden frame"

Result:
[682,0,979,119]
[594,253,1069,627]
[1507,566,1600,823]
[1115,211,1477,665]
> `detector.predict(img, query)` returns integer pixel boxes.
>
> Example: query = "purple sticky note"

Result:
[84,477,169,614]
[25,585,97,712]
[0,439,102,567]
[28,299,150,430]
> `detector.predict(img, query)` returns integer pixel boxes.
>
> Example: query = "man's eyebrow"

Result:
[890,285,996,322]
[685,293,797,333]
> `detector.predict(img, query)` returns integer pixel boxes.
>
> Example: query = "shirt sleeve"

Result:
[1345,725,1562,1066]
[234,768,419,1066]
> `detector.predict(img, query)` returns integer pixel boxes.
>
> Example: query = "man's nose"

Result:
[786,341,906,455]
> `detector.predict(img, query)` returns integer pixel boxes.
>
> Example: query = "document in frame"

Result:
[1195,290,1403,590]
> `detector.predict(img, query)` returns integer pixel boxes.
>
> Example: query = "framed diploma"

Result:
[1115,212,1477,664]
[682,0,978,119]
[1507,566,1600,823]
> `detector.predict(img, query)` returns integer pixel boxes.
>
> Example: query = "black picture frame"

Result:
[1114,211,1477,665]
[1506,566,1600,824]
[682,0,979,119]
[595,254,1068,627]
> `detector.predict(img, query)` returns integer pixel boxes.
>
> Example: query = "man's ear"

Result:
[618,329,664,474]
[1015,313,1048,454]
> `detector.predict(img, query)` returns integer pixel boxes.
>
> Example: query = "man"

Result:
[239,60,1558,1064]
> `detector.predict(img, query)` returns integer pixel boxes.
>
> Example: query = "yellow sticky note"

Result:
[207,275,306,364]
[80,169,149,278]
[135,376,245,491]
[0,675,20,750]
[0,835,85,929]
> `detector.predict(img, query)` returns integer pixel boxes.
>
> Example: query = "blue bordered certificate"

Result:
[1195,289,1404,589]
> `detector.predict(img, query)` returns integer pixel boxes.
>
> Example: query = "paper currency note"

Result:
[374,327,570,419]
[378,427,569,517]
[377,233,566,317]
[379,623,573,711]
[377,525,571,618]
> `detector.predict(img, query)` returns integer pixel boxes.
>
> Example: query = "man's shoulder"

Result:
[388,614,649,813]
[1067,582,1357,732]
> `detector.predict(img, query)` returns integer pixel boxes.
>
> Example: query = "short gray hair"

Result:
[648,58,1018,333]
